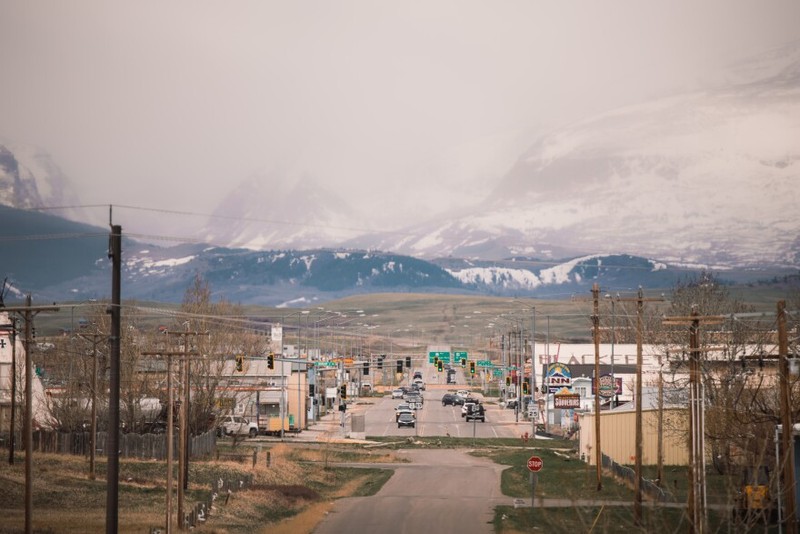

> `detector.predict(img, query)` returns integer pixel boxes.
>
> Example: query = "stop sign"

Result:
[527,455,543,472]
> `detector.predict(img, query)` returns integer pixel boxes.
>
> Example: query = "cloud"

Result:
[1,1,799,235]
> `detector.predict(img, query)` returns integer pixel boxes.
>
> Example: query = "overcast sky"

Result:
[2,1,799,230]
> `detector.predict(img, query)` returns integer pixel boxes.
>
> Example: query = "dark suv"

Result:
[465,403,486,422]
[442,393,458,406]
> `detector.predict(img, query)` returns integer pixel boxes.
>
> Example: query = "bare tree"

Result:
[176,274,266,436]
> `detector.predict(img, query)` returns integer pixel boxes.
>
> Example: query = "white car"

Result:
[391,389,404,399]
[456,390,470,398]
[221,415,258,438]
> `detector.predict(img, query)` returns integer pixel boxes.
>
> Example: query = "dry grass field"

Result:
[0,442,397,533]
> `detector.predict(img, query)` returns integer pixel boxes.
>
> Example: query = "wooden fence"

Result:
[2,429,217,460]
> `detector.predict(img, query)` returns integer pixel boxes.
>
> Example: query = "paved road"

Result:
[363,385,536,440]
[313,449,506,534]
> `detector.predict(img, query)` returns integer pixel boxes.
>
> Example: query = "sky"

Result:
[1,1,799,232]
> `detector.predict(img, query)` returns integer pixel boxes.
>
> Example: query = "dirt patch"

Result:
[259,476,367,534]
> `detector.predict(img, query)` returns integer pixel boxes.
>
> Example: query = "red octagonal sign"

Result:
[527,455,543,472]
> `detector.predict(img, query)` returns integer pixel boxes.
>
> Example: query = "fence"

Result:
[601,453,675,502]
[2,429,217,461]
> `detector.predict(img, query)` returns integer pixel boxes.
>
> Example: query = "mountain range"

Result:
[0,204,725,306]
[1,43,798,304]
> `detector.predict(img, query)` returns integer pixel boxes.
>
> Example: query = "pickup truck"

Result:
[220,415,258,437]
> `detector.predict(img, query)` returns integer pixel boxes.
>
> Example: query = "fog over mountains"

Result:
[194,41,800,268]
[0,42,798,305]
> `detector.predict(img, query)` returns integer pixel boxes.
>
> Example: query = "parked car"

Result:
[220,415,258,437]
[465,403,486,422]
[391,388,405,399]
[442,393,458,406]
[397,412,416,428]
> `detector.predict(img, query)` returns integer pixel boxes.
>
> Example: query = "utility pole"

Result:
[74,332,105,480]
[663,308,724,534]
[531,307,536,442]
[141,350,185,534]
[146,327,207,531]
[4,317,17,465]
[107,224,122,534]
[592,283,602,491]
[616,288,664,525]
[778,300,797,534]
[2,298,60,534]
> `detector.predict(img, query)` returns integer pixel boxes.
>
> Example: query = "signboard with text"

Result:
[554,394,581,409]
[428,351,451,363]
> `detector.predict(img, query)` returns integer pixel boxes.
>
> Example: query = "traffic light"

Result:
[235,354,243,372]
[505,376,511,387]
[522,381,529,395]
[396,360,403,373]
[405,356,411,368]
[267,352,274,369]
[363,362,369,375]
[377,356,384,369]
[340,384,347,399]
[437,360,443,372]
[461,358,466,368]
[469,361,476,375]
[309,384,315,396]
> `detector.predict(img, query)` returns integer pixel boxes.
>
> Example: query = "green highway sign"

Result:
[454,351,468,360]
[477,360,492,367]
[428,351,451,363]
[315,361,337,367]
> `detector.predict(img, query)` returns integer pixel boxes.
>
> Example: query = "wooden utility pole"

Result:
[663,309,724,534]
[107,224,122,534]
[3,317,17,465]
[615,288,664,525]
[778,300,797,534]
[143,328,206,531]
[74,332,106,480]
[3,298,60,534]
[592,283,602,491]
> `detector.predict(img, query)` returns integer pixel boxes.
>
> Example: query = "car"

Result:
[396,408,415,422]
[412,379,426,391]
[442,393,458,406]
[404,391,423,403]
[391,389,404,399]
[395,403,414,420]
[452,395,466,405]
[455,389,470,398]
[406,393,424,405]
[413,371,423,380]
[397,412,416,428]
[461,401,477,417]
[220,415,258,437]
[465,403,486,422]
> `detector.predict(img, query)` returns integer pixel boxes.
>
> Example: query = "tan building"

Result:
[579,406,689,466]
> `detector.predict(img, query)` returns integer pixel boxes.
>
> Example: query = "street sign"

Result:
[428,351,451,363]
[477,360,492,367]
[527,455,543,472]
[454,351,468,359]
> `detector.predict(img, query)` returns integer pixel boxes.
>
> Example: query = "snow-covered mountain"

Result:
[201,171,366,250]
[0,142,89,223]
[361,42,800,267]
